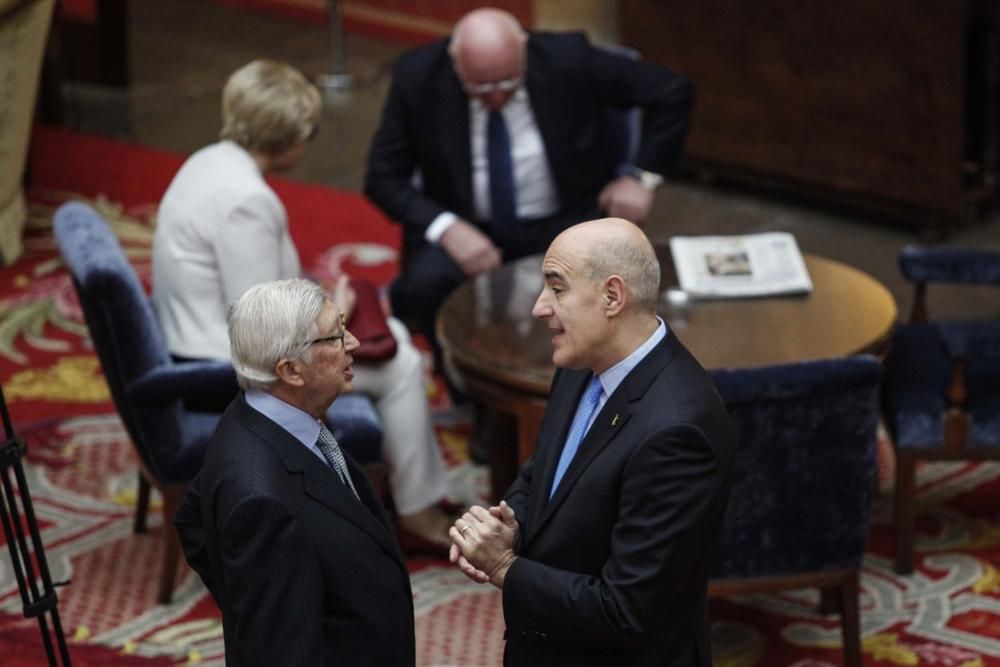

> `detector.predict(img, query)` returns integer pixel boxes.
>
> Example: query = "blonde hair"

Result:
[220,59,321,157]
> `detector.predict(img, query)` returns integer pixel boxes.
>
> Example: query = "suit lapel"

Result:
[524,37,569,206]
[525,334,681,546]
[434,67,473,215]
[235,398,406,571]
[523,370,586,541]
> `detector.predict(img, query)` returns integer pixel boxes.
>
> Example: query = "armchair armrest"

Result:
[127,361,239,412]
[899,245,1000,286]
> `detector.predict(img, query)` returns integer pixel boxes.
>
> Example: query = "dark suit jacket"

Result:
[501,332,735,667]
[174,395,415,666]
[364,31,693,250]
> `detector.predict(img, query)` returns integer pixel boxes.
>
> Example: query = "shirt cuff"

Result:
[425,211,459,244]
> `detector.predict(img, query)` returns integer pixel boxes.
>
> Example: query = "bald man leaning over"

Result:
[449,220,735,666]
[365,7,693,373]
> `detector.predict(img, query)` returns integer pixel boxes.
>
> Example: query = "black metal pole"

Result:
[315,0,353,96]
[0,384,71,666]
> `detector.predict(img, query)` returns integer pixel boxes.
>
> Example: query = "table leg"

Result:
[482,407,517,503]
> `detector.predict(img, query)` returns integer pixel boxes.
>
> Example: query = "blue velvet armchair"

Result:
[53,202,384,603]
[881,245,1000,574]
[709,356,882,667]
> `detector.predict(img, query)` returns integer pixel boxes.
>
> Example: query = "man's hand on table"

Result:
[598,175,654,226]
[439,219,503,276]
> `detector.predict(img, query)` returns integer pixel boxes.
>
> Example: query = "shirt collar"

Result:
[597,318,668,397]
[469,86,529,114]
[245,389,322,449]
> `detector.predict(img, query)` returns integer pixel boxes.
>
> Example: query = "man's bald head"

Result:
[449,8,526,110]
[555,218,661,314]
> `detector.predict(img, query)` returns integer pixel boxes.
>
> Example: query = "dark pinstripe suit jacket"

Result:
[175,394,415,666]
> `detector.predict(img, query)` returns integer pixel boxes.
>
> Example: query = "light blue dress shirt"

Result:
[245,390,328,466]
[585,317,668,433]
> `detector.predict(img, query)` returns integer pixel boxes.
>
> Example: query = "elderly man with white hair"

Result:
[174,278,415,666]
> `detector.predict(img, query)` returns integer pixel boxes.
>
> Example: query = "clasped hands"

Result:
[449,501,518,588]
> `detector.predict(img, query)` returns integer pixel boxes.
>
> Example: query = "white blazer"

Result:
[153,141,300,359]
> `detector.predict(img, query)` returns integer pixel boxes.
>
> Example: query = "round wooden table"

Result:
[437,250,897,498]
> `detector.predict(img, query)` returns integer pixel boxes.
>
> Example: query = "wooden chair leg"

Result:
[894,454,916,574]
[134,470,150,534]
[839,572,861,667]
[819,586,839,615]
[157,484,185,604]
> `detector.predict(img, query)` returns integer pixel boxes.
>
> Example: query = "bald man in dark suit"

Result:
[365,8,693,372]
[450,220,735,666]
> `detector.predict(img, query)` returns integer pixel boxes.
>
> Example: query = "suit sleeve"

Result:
[221,494,325,665]
[585,40,694,177]
[503,454,535,551]
[502,423,724,646]
[504,454,534,522]
[363,64,450,235]
[174,473,215,597]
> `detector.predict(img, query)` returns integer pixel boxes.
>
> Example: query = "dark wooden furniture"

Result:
[55,0,128,86]
[881,246,1000,574]
[437,250,897,499]
[620,0,1000,232]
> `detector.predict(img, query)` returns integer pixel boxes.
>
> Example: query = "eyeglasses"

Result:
[461,75,523,96]
[304,313,346,347]
[307,332,344,347]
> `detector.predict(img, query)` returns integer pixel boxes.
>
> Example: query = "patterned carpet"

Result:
[0,127,997,665]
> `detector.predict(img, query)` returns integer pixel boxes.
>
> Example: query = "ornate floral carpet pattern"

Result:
[0,127,997,665]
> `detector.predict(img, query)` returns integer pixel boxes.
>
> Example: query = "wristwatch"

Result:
[625,166,664,192]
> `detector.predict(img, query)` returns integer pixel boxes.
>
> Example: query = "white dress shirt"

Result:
[425,87,559,243]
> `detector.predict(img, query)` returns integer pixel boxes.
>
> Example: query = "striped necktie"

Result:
[317,424,360,500]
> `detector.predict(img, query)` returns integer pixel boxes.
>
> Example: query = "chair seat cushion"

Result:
[324,394,383,464]
[884,323,1000,450]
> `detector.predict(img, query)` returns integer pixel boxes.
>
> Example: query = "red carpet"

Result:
[2,126,999,665]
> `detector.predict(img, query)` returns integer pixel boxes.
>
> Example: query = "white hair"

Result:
[227,278,328,392]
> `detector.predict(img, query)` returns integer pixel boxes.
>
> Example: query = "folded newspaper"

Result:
[668,232,813,298]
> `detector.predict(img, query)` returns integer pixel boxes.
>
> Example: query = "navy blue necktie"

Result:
[550,376,604,498]
[487,110,517,243]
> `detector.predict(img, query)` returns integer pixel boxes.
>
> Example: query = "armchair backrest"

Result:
[53,201,181,481]
[708,356,881,580]
[899,245,1000,323]
[888,245,1000,449]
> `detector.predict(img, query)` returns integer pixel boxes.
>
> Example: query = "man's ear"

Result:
[604,275,626,316]
[274,357,306,388]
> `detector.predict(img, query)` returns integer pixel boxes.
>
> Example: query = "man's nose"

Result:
[343,330,360,351]
[482,90,510,112]
[531,292,550,319]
